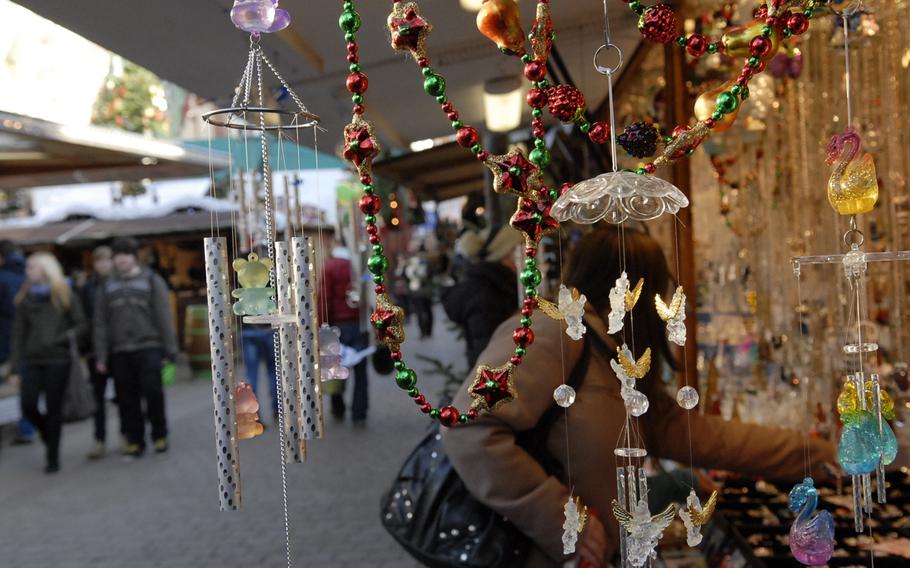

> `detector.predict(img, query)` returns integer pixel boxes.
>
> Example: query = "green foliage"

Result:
[92,61,170,136]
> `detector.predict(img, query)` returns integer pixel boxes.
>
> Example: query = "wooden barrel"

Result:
[184,304,212,379]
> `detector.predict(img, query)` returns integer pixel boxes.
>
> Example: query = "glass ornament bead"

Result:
[676,386,699,410]
[837,411,884,475]
[233,252,272,289]
[230,0,277,33]
[826,132,879,216]
[553,384,577,408]
[625,389,649,417]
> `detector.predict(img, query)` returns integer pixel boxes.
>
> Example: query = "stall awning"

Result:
[0,111,230,189]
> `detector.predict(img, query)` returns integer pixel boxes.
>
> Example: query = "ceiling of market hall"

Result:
[13,0,641,154]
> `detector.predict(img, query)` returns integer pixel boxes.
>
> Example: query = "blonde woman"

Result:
[9,252,86,473]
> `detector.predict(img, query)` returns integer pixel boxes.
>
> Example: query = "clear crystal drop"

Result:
[625,389,649,416]
[553,384,577,408]
[676,386,699,410]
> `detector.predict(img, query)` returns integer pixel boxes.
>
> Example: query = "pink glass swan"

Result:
[788,478,835,565]
[825,131,878,216]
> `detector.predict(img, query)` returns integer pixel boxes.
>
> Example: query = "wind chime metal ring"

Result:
[202,106,321,131]
[594,43,623,77]
[843,216,865,248]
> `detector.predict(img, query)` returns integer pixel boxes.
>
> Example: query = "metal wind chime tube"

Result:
[204,237,242,511]
[871,373,887,504]
[275,241,306,463]
[291,236,323,439]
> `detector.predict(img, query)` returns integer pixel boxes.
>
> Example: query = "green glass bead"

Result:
[423,74,446,97]
[782,28,792,38]
[711,110,723,121]
[352,94,364,104]
[349,63,362,73]
[716,91,738,114]
[706,43,718,54]
[525,287,537,297]
[685,148,694,156]
[748,56,760,68]
[548,189,559,201]
[470,143,483,154]
[407,387,419,398]
[521,53,532,63]
[373,275,384,285]
[509,165,522,177]
[531,212,543,223]
[519,267,542,287]
[451,120,463,129]
[342,2,353,11]
[537,79,549,88]
[676,36,687,47]
[636,168,646,175]
[514,347,527,356]
[430,408,440,419]
[363,185,374,195]
[579,121,592,134]
[534,138,546,149]
[804,9,813,16]
[532,108,543,119]
[436,95,448,104]
[459,414,469,424]
[731,85,743,96]
[395,368,417,390]
[629,1,644,14]
[520,316,532,327]
[550,31,557,40]
[364,215,376,224]
[367,254,389,275]
[524,258,537,269]
[372,244,384,255]
[741,86,750,100]
[663,136,674,144]
[421,67,434,77]
[344,32,355,43]
[393,360,406,371]
[761,26,772,37]
[339,11,361,34]
[529,147,551,168]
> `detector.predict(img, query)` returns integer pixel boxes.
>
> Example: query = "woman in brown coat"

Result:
[442,226,836,567]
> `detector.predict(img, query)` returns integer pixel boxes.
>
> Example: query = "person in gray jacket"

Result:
[94,238,177,457]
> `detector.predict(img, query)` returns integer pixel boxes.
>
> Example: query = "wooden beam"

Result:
[276,28,325,74]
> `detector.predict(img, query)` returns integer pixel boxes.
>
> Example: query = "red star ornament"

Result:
[343,115,381,177]
[370,294,405,350]
[510,198,560,247]
[470,363,517,413]
[483,148,544,199]
[387,2,432,61]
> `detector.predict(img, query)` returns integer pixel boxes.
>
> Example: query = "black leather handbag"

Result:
[380,336,593,568]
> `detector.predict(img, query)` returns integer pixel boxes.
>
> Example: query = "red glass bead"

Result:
[533,128,545,139]
[347,54,358,64]
[360,174,371,184]
[531,118,544,129]
[704,118,717,128]
[417,57,430,68]
[353,104,365,115]
[375,284,386,294]
[521,307,533,317]
[672,125,690,137]
[754,5,769,19]
[546,84,586,122]
[513,327,535,347]
[639,5,678,44]
[755,60,767,73]
[347,42,358,53]
[476,151,489,161]
[686,33,707,57]
[419,403,432,414]
[523,297,538,309]
[438,405,460,427]
[749,36,772,57]
[446,111,459,121]
[765,17,780,29]
[346,72,369,94]
[441,102,454,114]
[787,12,809,35]
[467,409,479,420]
[456,126,480,148]
[523,61,546,82]
[525,247,537,257]
[527,88,548,109]
[588,121,611,144]
[368,234,381,245]
[366,224,379,235]
[414,395,427,405]
[644,162,656,174]
[510,355,522,366]
[359,194,382,214]
[390,350,402,361]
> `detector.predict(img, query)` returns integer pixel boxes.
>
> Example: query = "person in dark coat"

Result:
[442,225,523,370]
[9,252,86,473]
[0,240,33,445]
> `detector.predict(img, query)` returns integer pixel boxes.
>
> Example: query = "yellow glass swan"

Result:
[826,132,878,216]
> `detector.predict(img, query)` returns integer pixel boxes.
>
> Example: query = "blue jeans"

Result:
[336,321,369,421]
[242,326,279,418]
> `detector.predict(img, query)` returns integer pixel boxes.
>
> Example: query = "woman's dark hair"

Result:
[563,226,678,382]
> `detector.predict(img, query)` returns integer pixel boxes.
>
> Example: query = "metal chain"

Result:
[258,48,310,114]
[256,50,294,568]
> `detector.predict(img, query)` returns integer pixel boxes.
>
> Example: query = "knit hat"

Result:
[482,225,523,263]
[110,237,139,256]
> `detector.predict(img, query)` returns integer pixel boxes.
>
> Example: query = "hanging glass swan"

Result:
[788,478,835,566]
[825,131,878,216]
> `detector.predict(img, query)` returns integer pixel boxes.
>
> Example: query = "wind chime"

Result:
[788,0,904,563]
[201,4,338,566]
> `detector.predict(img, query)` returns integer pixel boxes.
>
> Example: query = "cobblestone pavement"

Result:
[0,309,469,568]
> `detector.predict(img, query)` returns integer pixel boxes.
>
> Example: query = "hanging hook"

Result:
[594,43,624,77]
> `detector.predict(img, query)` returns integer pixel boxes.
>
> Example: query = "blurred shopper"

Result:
[9,252,86,473]
[404,245,434,339]
[442,225,522,369]
[240,248,279,422]
[79,246,118,459]
[0,240,34,445]
[94,238,177,458]
[320,239,369,424]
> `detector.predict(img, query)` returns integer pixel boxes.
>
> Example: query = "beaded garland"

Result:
[337,0,827,426]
